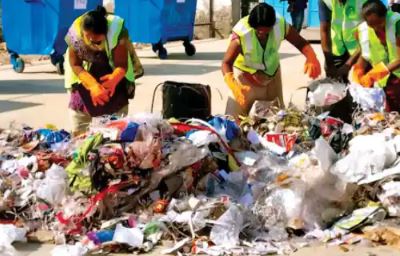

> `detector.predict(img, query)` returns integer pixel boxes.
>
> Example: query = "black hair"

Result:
[83,6,108,35]
[248,3,276,29]
[362,0,387,18]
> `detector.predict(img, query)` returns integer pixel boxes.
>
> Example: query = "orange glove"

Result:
[359,74,374,88]
[78,71,109,106]
[351,63,365,84]
[359,62,390,88]
[100,67,126,97]
[366,62,390,82]
[302,44,321,79]
[224,72,251,108]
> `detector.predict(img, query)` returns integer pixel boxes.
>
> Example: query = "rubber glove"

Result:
[359,62,390,88]
[78,71,109,106]
[359,74,374,88]
[323,51,339,78]
[100,67,126,97]
[224,72,251,108]
[302,44,321,79]
[337,63,351,78]
[351,63,365,85]
[366,62,390,82]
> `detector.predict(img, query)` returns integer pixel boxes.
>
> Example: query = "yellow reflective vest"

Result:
[358,11,400,87]
[64,14,135,89]
[233,15,286,76]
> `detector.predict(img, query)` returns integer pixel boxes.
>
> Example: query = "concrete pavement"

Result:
[0,39,399,255]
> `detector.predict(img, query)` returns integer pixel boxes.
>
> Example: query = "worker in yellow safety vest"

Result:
[319,0,366,81]
[222,3,321,117]
[65,6,140,135]
[352,0,400,112]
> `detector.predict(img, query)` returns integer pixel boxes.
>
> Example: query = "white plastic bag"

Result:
[307,81,346,107]
[0,224,27,256]
[331,133,397,183]
[378,181,400,217]
[210,204,244,246]
[169,142,209,172]
[349,83,385,112]
[36,164,68,205]
[51,243,88,256]
[113,224,144,247]
[187,130,218,147]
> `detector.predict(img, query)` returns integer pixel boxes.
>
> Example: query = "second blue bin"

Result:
[115,0,198,59]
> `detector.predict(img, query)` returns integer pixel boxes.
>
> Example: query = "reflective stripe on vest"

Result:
[64,14,135,89]
[329,0,366,56]
[358,12,400,87]
[233,16,285,76]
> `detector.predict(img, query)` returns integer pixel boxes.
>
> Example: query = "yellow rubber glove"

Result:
[366,62,390,82]
[224,72,251,108]
[100,67,126,97]
[351,63,365,85]
[302,44,321,79]
[78,71,109,106]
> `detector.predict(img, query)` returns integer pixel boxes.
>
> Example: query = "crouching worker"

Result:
[353,0,400,112]
[65,6,136,135]
[222,3,321,117]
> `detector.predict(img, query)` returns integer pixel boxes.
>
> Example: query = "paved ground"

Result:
[0,38,311,130]
[0,38,399,255]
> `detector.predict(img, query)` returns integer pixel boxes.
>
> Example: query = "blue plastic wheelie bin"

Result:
[115,0,198,59]
[2,0,102,74]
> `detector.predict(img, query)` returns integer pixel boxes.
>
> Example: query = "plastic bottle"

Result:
[86,230,115,245]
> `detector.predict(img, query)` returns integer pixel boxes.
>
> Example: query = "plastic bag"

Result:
[349,83,385,112]
[208,116,240,142]
[126,127,162,169]
[113,224,144,248]
[168,142,209,172]
[66,133,103,192]
[131,113,174,136]
[378,181,400,217]
[331,133,397,183]
[51,243,88,256]
[0,224,27,256]
[186,130,219,147]
[210,204,244,246]
[36,164,67,205]
[307,81,347,107]
[206,170,251,202]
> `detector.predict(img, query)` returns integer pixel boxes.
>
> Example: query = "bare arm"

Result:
[285,25,308,52]
[69,47,84,76]
[320,21,332,53]
[221,39,241,75]
[112,37,129,71]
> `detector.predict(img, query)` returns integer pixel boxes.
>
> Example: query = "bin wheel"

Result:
[13,58,25,73]
[152,44,159,53]
[56,61,64,75]
[184,43,196,56]
[158,46,168,59]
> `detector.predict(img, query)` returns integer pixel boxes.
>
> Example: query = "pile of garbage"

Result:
[1,82,400,255]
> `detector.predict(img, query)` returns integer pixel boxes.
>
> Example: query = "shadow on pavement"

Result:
[141,52,300,61]
[143,63,220,76]
[0,79,64,94]
[157,51,225,61]
[0,100,41,113]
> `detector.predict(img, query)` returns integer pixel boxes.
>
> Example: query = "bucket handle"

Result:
[150,82,222,114]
